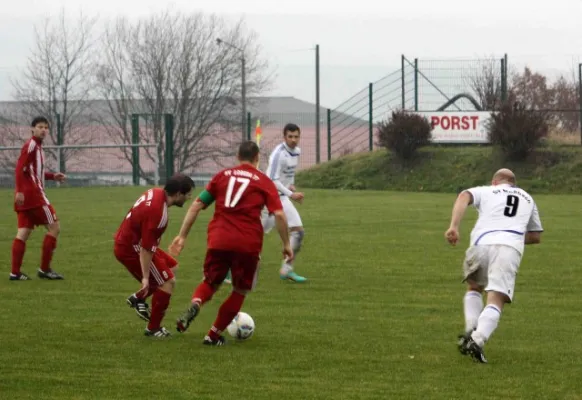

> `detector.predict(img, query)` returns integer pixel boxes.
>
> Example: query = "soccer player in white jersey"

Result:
[261,123,307,283]
[445,168,543,363]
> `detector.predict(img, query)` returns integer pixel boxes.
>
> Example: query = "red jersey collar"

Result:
[31,136,44,145]
[237,162,257,170]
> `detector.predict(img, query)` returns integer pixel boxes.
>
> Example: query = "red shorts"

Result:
[203,249,260,291]
[114,244,177,288]
[17,204,58,229]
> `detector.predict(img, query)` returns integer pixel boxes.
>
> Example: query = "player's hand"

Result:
[445,227,459,246]
[15,192,24,206]
[169,236,186,257]
[137,277,149,298]
[290,192,304,204]
[283,245,294,263]
[54,173,66,182]
[289,184,296,192]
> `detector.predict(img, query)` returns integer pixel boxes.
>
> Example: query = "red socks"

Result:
[41,235,57,272]
[208,291,245,340]
[192,282,217,306]
[148,289,171,331]
[11,239,26,275]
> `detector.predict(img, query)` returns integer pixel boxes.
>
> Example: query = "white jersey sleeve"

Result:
[466,186,486,208]
[526,203,544,232]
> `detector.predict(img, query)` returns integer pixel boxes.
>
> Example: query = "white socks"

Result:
[463,291,483,332]
[471,304,502,347]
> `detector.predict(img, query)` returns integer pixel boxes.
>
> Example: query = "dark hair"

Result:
[31,116,49,127]
[164,173,195,195]
[238,141,260,162]
[283,123,300,136]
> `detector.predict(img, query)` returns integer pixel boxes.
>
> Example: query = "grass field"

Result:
[1,186,581,399]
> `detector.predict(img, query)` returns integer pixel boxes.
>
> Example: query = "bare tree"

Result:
[7,9,99,172]
[551,73,579,133]
[95,10,272,182]
[466,57,504,110]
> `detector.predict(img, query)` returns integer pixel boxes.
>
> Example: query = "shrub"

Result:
[487,102,549,161]
[376,110,433,161]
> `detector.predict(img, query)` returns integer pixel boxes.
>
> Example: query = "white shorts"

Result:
[462,244,522,302]
[261,196,303,233]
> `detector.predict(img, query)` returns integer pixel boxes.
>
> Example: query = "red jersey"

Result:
[14,136,56,211]
[199,163,283,254]
[114,188,169,252]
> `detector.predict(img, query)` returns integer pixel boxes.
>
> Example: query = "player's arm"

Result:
[448,190,473,229]
[139,247,153,283]
[524,232,541,244]
[139,212,164,287]
[444,190,474,246]
[14,145,34,205]
[525,203,543,245]
[45,171,66,182]
[265,182,293,261]
[176,195,209,239]
[169,189,214,257]
[267,153,293,196]
[14,146,32,193]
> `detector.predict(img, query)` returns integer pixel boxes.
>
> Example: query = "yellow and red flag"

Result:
[255,119,262,146]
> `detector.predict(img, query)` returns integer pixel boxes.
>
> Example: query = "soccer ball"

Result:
[227,312,255,340]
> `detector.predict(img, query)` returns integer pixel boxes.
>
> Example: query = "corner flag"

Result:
[255,119,262,147]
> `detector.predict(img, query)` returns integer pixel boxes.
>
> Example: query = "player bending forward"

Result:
[169,141,293,346]
[445,168,543,363]
[114,173,195,338]
[11,116,66,281]
[261,123,307,283]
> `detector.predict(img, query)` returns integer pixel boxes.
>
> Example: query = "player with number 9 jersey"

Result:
[445,168,543,364]
[169,141,293,346]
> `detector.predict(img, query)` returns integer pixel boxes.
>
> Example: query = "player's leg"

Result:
[10,212,34,280]
[279,197,307,283]
[203,252,260,346]
[176,249,230,333]
[145,249,177,338]
[466,245,520,363]
[457,246,487,354]
[114,244,153,322]
[37,205,64,280]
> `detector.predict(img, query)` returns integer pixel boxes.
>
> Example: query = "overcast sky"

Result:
[1,0,582,108]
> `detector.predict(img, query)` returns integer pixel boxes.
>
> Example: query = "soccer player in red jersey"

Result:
[114,173,195,338]
[10,116,66,281]
[169,141,293,346]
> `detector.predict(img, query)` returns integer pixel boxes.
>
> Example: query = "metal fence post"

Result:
[327,108,331,161]
[368,83,373,151]
[164,114,174,182]
[131,114,139,186]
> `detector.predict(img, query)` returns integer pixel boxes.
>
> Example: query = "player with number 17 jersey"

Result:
[169,141,292,346]
[203,164,283,254]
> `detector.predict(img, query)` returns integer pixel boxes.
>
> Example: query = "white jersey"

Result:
[465,184,543,255]
[265,142,300,196]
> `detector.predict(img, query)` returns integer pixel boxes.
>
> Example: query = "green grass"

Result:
[1,187,581,399]
[297,145,582,193]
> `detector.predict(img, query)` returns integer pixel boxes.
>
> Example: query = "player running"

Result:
[261,123,307,283]
[169,141,293,346]
[113,173,195,338]
[445,168,543,363]
[10,116,66,281]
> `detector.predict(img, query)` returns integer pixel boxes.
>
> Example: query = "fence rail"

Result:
[1,52,581,184]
